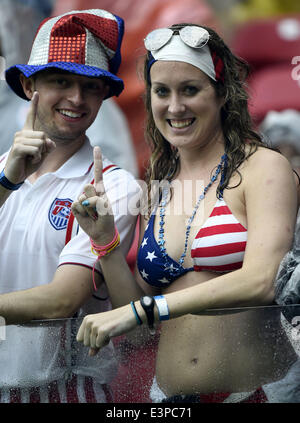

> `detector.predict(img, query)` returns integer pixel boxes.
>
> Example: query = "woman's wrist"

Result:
[90,226,120,258]
[131,295,170,328]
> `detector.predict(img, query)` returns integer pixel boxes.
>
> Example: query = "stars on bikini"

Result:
[140,269,149,279]
[158,277,170,284]
[145,251,157,262]
[141,237,148,248]
[163,263,179,273]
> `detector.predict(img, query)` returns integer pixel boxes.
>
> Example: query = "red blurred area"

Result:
[231,14,300,126]
[248,64,300,126]
[232,14,300,71]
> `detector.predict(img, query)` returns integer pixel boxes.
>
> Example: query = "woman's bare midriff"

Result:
[155,272,297,397]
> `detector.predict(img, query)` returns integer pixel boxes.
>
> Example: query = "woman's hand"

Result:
[71,146,115,245]
[76,304,138,356]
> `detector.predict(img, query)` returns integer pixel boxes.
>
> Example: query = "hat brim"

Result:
[5,62,124,100]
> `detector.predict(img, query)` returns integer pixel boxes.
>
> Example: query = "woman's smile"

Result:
[167,118,196,129]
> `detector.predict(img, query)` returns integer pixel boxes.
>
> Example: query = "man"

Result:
[0,1,139,176]
[0,9,141,403]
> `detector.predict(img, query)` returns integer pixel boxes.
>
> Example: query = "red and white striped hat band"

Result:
[5,9,124,100]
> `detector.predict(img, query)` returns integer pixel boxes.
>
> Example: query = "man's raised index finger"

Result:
[24,91,39,130]
[93,146,104,194]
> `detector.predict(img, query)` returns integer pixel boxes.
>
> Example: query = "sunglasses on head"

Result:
[144,26,210,51]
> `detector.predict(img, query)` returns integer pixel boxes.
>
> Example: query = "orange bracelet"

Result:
[90,227,120,290]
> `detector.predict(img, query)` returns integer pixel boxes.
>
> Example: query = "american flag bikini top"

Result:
[137,198,247,288]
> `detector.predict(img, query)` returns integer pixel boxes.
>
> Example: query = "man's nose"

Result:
[67,83,85,105]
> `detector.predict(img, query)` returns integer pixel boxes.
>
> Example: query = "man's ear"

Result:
[19,73,35,100]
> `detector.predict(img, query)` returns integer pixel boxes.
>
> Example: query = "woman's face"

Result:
[150,60,224,152]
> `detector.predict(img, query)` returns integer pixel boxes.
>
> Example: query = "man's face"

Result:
[23,70,109,144]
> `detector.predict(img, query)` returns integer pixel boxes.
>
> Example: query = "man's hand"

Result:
[4,92,56,184]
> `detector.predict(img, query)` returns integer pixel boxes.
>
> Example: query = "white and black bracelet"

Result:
[154,295,170,321]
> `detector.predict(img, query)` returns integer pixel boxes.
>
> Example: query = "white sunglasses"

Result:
[144,26,210,51]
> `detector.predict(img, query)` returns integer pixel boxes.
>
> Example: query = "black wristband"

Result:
[0,170,24,191]
[140,295,155,332]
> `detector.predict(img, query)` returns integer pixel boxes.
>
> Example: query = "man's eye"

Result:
[86,83,101,90]
[55,78,68,86]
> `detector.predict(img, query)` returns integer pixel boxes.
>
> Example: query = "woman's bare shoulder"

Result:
[245,146,292,175]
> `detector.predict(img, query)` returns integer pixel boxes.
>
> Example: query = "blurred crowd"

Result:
[1,0,300,177]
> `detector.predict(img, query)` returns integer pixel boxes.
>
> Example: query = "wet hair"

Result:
[143,23,268,212]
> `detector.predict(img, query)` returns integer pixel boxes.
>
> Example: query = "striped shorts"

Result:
[0,374,113,403]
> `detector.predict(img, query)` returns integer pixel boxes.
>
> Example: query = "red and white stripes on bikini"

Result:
[191,198,247,272]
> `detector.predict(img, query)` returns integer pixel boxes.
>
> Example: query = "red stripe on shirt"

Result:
[10,388,21,403]
[84,377,97,403]
[0,155,7,164]
[66,374,79,403]
[29,387,40,403]
[48,380,61,403]
[65,211,75,245]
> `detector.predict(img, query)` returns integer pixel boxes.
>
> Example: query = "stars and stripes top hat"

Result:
[5,9,124,100]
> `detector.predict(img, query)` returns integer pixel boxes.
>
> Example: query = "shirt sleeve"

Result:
[58,168,142,271]
[0,151,9,171]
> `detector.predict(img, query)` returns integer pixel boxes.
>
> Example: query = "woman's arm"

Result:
[163,149,297,315]
[71,147,158,309]
[96,214,160,308]
[76,149,297,352]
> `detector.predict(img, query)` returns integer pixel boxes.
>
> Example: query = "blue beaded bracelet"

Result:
[130,301,143,325]
[0,170,24,191]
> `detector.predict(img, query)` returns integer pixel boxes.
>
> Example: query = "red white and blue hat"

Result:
[5,9,124,100]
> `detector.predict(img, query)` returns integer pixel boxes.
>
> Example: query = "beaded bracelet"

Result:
[90,226,120,290]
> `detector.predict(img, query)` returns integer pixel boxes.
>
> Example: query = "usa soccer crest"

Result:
[48,198,73,231]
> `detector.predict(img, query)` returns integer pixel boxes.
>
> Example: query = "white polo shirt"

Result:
[0,139,141,390]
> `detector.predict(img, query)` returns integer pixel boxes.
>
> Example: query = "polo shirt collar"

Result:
[55,138,93,179]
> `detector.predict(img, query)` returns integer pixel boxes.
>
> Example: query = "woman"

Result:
[71,24,298,402]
